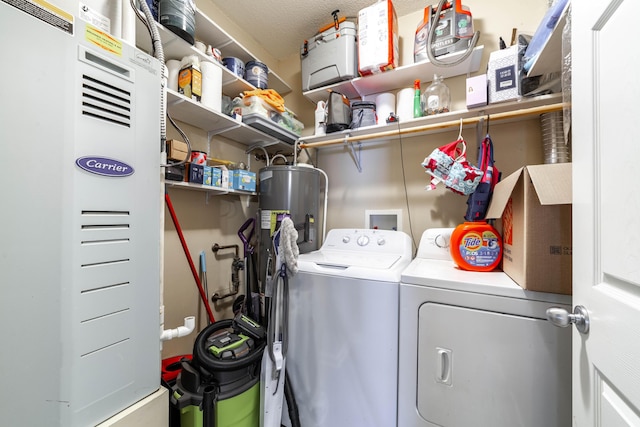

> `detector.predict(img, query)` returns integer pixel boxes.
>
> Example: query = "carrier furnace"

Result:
[0,2,162,426]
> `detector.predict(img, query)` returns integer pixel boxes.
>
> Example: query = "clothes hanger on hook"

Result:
[458,118,464,141]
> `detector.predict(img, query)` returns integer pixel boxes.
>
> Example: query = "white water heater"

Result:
[0,2,162,426]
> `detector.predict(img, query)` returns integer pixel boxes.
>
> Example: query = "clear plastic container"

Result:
[237,96,303,136]
[422,74,451,116]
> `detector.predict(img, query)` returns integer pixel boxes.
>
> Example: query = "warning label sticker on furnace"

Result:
[3,0,74,34]
[85,24,122,56]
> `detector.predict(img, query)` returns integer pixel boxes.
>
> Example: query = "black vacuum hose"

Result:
[285,371,301,427]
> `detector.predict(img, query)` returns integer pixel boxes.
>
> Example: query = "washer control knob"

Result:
[377,237,386,246]
[342,236,351,244]
[435,233,450,248]
[356,235,370,246]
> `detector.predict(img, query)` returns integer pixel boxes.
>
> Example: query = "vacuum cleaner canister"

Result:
[170,319,265,427]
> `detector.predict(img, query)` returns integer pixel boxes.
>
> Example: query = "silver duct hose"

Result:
[131,0,167,149]
[426,0,480,67]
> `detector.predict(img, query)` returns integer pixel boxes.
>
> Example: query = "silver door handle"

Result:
[546,305,590,335]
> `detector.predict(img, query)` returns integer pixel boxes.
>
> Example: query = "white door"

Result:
[571,0,640,425]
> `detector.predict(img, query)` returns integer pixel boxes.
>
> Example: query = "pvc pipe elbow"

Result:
[161,316,196,341]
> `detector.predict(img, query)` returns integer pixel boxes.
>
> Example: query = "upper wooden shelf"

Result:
[135,9,291,97]
[302,45,484,104]
[299,93,565,149]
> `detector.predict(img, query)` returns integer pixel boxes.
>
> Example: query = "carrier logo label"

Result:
[76,156,134,177]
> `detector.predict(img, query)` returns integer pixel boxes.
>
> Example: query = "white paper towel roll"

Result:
[200,60,222,113]
[396,88,415,122]
[375,92,395,125]
[166,59,181,92]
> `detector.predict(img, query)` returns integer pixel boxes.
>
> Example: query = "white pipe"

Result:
[161,315,196,341]
[271,154,288,165]
[246,144,270,166]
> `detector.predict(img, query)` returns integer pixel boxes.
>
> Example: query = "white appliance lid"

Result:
[300,250,402,269]
[401,258,571,304]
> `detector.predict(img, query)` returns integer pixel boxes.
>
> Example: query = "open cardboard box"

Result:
[167,139,188,162]
[486,163,572,294]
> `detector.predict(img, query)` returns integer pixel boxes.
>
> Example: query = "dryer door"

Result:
[417,302,571,427]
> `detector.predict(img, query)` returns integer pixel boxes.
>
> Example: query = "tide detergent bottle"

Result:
[450,221,502,271]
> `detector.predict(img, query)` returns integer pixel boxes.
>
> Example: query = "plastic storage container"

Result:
[222,57,245,78]
[301,21,358,91]
[450,221,502,271]
[159,0,195,45]
[237,96,303,144]
[245,61,268,89]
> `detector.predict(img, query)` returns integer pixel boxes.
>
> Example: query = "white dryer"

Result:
[399,228,572,427]
[283,228,413,427]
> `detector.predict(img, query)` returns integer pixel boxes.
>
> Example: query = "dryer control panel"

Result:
[416,228,454,260]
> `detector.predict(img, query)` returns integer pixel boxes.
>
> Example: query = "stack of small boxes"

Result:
[165,140,256,192]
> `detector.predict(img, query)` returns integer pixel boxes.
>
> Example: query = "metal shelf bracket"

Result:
[344,134,362,172]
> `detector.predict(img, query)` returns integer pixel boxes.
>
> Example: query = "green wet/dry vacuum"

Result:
[170,318,265,427]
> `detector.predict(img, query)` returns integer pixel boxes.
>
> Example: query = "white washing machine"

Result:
[283,228,413,427]
[399,228,572,427]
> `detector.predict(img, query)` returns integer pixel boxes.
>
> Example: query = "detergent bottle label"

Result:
[457,229,501,267]
[450,222,502,271]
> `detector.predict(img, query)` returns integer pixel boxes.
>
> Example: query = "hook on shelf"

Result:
[343,135,362,173]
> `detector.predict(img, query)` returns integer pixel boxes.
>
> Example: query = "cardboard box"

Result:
[357,0,398,76]
[211,166,222,187]
[486,163,572,294]
[212,166,230,189]
[203,165,212,186]
[167,139,188,161]
[232,170,256,192]
[487,45,520,104]
[188,163,204,184]
[466,74,488,109]
[178,65,202,102]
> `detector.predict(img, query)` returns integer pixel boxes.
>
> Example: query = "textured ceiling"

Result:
[208,0,427,61]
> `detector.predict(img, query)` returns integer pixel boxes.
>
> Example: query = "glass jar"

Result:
[422,74,451,116]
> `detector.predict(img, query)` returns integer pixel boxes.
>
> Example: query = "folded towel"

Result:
[243,89,285,112]
[279,217,299,275]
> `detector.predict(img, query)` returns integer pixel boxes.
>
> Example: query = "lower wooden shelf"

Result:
[165,180,256,196]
